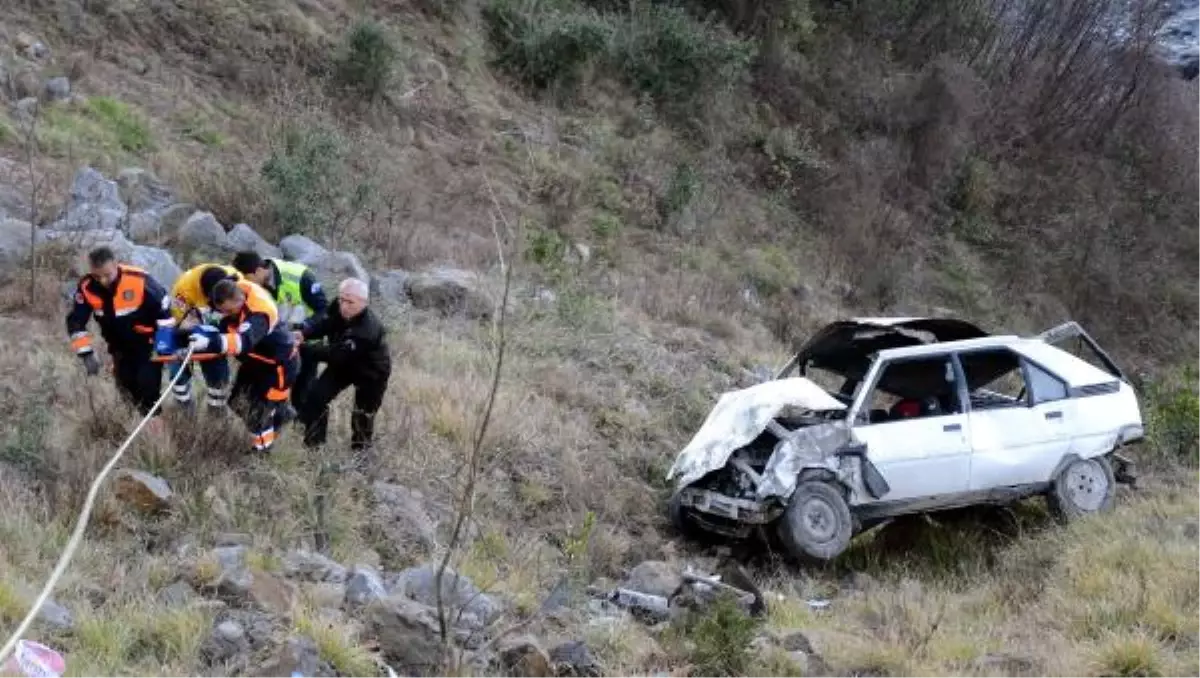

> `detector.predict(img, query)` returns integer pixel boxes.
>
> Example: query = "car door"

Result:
[961,348,1073,490]
[849,353,973,502]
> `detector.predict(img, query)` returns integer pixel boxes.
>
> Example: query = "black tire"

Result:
[776,480,854,564]
[1046,455,1116,522]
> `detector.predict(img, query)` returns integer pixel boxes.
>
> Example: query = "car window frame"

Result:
[849,350,967,426]
[950,346,1070,411]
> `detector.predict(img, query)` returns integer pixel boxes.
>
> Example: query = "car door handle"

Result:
[943,423,962,432]
[1045,411,1063,420]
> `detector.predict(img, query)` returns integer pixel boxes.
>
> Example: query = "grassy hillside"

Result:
[0,0,1196,675]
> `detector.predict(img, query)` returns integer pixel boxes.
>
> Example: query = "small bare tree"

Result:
[19,102,46,306]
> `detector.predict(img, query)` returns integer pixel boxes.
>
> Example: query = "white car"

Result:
[666,317,1143,563]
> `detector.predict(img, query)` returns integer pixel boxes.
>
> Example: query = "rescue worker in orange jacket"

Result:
[187,278,298,452]
[66,246,171,416]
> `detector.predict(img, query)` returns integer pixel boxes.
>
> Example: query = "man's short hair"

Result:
[231,251,266,275]
[88,246,116,269]
[200,265,234,297]
[211,279,243,306]
[338,277,369,301]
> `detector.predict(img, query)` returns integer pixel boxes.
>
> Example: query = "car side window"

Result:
[960,348,1029,410]
[856,355,963,425]
[1025,359,1067,405]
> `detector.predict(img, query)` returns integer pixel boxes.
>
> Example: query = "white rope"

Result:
[0,345,198,667]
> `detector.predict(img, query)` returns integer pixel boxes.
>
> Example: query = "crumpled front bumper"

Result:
[675,486,785,537]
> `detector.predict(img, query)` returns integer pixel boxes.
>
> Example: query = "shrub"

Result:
[333,19,397,102]
[1143,364,1199,467]
[612,4,754,114]
[483,0,613,95]
[85,97,154,153]
[260,122,375,239]
[677,593,760,676]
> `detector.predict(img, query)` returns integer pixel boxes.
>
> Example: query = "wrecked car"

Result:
[666,317,1143,563]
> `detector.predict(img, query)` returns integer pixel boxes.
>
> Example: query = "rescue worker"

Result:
[165,264,242,412]
[295,278,391,451]
[66,246,171,417]
[187,278,299,453]
[230,251,328,412]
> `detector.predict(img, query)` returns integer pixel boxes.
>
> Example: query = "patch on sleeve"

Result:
[311,282,321,294]
[238,321,252,333]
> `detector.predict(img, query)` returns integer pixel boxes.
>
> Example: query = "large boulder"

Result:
[314,250,370,289]
[117,168,175,214]
[279,234,327,265]
[39,229,133,277]
[227,223,281,258]
[622,561,682,598]
[177,211,228,251]
[364,596,444,677]
[389,563,502,631]
[55,167,127,232]
[406,268,493,319]
[131,245,182,290]
[281,550,347,584]
[344,565,388,609]
[372,269,411,311]
[0,218,35,271]
[371,482,437,555]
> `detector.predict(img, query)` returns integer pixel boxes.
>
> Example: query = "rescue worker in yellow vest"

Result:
[187,278,299,453]
[66,246,171,417]
[231,252,329,412]
[165,264,241,412]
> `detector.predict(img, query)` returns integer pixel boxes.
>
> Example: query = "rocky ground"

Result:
[0,5,1196,677]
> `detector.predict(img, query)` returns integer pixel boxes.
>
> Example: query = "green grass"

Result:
[38,96,154,159]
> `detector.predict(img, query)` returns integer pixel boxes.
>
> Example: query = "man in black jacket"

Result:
[294,278,391,450]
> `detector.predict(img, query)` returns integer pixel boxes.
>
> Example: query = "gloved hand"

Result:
[188,326,223,355]
[80,351,101,376]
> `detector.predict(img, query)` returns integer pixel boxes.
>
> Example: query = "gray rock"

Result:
[390,563,502,631]
[113,469,173,513]
[25,41,49,61]
[127,212,162,244]
[497,636,553,677]
[214,545,248,572]
[282,549,348,584]
[55,167,128,232]
[406,268,493,319]
[157,580,195,608]
[226,223,281,258]
[623,561,683,598]
[0,218,34,269]
[201,619,249,666]
[365,596,444,677]
[130,245,182,291]
[373,269,411,309]
[371,482,437,553]
[279,234,327,265]
[37,598,73,630]
[13,97,39,123]
[177,211,228,250]
[345,565,388,609]
[549,640,602,677]
[157,203,196,241]
[117,168,175,214]
[43,77,70,102]
[255,635,329,677]
[38,229,133,277]
[313,250,370,290]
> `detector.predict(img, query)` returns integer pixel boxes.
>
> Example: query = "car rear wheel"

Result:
[776,480,853,564]
[1047,455,1116,522]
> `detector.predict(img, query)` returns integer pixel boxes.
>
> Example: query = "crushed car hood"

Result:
[666,377,847,491]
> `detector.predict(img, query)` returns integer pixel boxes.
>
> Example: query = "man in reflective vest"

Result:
[66,246,171,417]
[231,251,328,412]
[187,278,299,453]
[165,264,241,412]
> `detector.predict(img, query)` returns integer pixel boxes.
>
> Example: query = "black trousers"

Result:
[300,366,389,450]
[228,356,299,452]
[111,350,164,417]
[291,342,321,412]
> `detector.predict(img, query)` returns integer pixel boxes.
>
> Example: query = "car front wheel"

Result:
[776,480,853,564]
[1047,455,1116,522]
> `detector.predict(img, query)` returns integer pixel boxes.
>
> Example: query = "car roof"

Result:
[877,336,1118,388]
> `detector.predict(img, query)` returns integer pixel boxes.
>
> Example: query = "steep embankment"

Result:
[0,0,1196,676]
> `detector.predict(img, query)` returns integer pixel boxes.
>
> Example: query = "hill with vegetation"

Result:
[0,0,1196,675]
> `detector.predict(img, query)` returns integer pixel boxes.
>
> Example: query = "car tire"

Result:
[776,480,853,564]
[1046,455,1116,522]
[668,490,709,541]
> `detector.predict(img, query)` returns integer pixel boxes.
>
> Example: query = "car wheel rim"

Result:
[1065,459,1109,512]
[800,497,838,542]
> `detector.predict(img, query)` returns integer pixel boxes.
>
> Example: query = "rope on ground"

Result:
[0,345,198,668]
